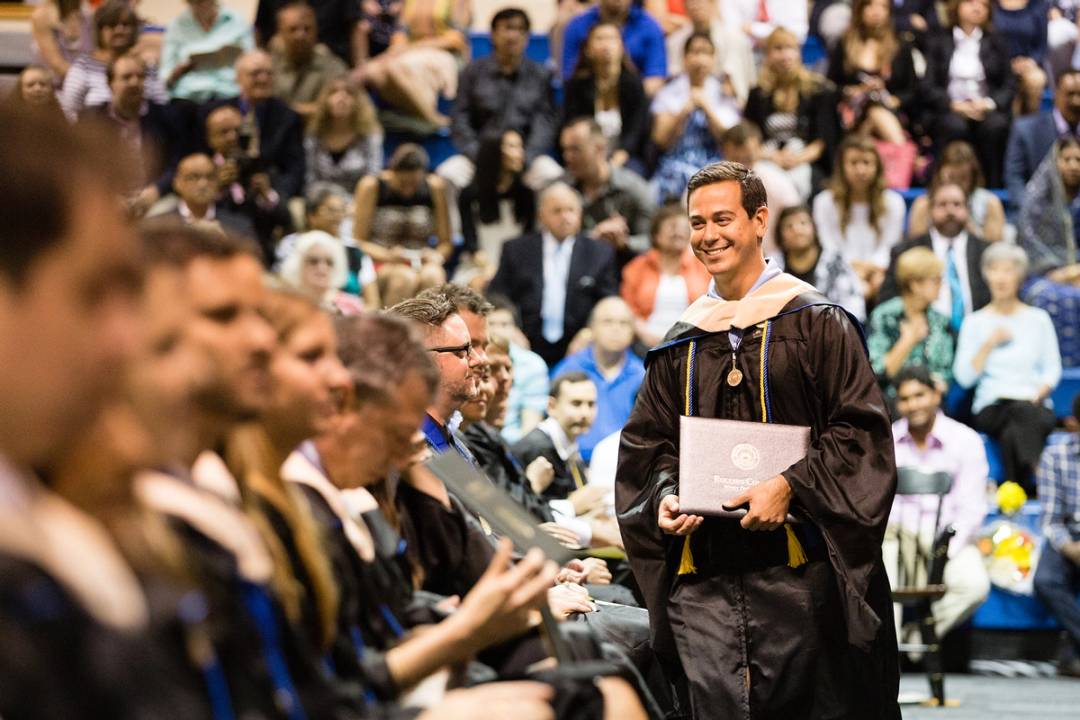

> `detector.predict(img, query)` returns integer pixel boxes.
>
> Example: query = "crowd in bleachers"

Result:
[3,0,1080,710]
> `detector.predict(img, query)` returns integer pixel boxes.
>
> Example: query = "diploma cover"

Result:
[678,416,810,518]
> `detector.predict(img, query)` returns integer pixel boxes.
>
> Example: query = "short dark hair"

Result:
[683,30,714,55]
[491,7,530,32]
[686,161,768,220]
[893,365,937,393]
[277,0,315,20]
[649,203,687,245]
[0,104,133,287]
[1057,68,1080,88]
[388,143,429,172]
[336,313,439,406]
[485,292,522,327]
[387,293,458,329]
[550,371,594,400]
[721,121,763,148]
[418,284,493,316]
[138,217,260,269]
[561,115,605,142]
[927,180,967,203]
[106,51,144,84]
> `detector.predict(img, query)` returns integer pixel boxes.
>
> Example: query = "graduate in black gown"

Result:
[616,162,900,720]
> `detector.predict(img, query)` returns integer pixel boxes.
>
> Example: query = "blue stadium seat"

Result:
[468,32,552,65]
[1050,367,1080,417]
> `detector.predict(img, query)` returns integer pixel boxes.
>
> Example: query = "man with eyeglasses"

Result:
[388,293,482,461]
[161,153,256,239]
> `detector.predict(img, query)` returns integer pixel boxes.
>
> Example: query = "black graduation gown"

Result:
[615,293,900,720]
[461,422,556,523]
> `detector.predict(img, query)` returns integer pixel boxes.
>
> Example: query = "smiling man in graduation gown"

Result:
[615,161,900,719]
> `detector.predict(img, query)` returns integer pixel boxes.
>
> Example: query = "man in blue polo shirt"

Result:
[551,296,645,463]
[561,0,667,96]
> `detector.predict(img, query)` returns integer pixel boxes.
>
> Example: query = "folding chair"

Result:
[891,467,956,707]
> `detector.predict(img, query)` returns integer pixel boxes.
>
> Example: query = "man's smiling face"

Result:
[687,181,767,280]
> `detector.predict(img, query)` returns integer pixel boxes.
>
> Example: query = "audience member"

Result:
[276,183,379,307]
[487,294,551,444]
[489,182,619,367]
[60,0,167,121]
[868,246,955,400]
[358,0,468,128]
[269,1,348,119]
[353,143,451,306]
[908,141,1006,243]
[458,130,537,274]
[255,0,363,66]
[442,8,561,192]
[813,136,906,301]
[665,0,755,106]
[513,371,598,503]
[881,182,993,328]
[744,27,839,200]
[1033,391,1080,678]
[80,53,185,218]
[774,204,867,322]
[651,32,740,203]
[561,0,667,96]
[621,203,713,347]
[161,152,257,238]
[1019,135,1080,367]
[30,0,93,81]
[213,49,306,200]
[10,64,63,116]
[551,297,645,463]
[992,0,1049,116]
[886,366,991,644]
[563,22,650,171]
[828,0,917,151]
[160,0,253,103]
[304,76,383,194]
[278,230,366,315]
[202,104,295,260]
[954,243,1062,494]
[721,0,810,46]
[1006,69,1080,210]
[921,0,1015,188]
[560,117,657,269]
[1048,0,1080,77]
[720,122,802,254]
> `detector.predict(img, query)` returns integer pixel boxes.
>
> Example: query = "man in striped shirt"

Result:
[1034,392,1080,678]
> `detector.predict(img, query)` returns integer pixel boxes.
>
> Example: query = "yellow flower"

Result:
[996,481,1028,515]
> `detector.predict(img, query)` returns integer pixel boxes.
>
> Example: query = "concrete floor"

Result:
[900,673,1080,719]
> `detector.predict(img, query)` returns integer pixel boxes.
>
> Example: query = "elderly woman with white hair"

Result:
[278,230,365,316]
[953,243,1062,495]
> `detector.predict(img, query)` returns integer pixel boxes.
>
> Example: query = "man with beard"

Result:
[879,182,992,327]
[616,161,899,719]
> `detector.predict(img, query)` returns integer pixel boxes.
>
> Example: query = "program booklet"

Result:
[678,416,810,518]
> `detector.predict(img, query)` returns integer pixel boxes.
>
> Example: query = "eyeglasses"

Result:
[426,342,475,360]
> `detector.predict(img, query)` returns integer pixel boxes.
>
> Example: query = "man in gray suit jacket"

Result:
[1005,70,1080,209]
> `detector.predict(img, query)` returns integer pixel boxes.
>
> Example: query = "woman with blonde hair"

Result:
[744,27,839,199]
[305,76,383,194]
[813,135,906,301]
[867,245,955,401]
[279,230,366,316]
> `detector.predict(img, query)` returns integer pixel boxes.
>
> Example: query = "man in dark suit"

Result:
[205,49,306,200]
[880,182,990,329]
[159,153,256,240]
[488,181,619,367]
[512,371,597,504]
[79,52,186,218]
[1005,69,1080,210]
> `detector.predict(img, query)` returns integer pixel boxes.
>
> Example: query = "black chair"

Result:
[891,467,956,707]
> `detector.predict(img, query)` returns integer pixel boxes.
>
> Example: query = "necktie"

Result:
[946,246,965,332]
[568,452,586,489]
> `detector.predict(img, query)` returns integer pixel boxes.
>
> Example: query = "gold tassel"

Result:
[785,523,807,569]
[678,534,698,575]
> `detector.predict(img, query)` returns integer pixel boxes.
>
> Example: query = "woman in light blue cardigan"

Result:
[953,243,1062,495]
